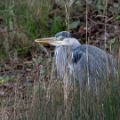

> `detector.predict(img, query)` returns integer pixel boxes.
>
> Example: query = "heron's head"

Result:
[35,31,81,49]
[55,31,73,38]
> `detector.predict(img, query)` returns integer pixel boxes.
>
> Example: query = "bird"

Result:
[35,31,118,93]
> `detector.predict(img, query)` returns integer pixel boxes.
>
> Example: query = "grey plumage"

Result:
[54,31,118,91]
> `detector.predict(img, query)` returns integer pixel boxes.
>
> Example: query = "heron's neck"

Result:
[71,43,81,50]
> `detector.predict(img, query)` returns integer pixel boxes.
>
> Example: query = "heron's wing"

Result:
[73,46,118,89]
[73,50,104,92]
[73,45,117,74]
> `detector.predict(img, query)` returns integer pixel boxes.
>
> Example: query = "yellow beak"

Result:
[35,37,63,46]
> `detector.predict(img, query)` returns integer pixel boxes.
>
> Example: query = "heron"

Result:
[35,31,118,93]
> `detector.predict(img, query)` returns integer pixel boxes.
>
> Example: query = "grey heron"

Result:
[35,31,118,92]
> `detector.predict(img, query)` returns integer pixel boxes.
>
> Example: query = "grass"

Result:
[27,76,120,120]
[0,0,64,59]
[0,0,120,120]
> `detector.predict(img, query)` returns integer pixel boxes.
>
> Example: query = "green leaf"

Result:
[3,76,9,81]
[1,99,6,105]
[68,20,80,29]
[40,70,45,75]
[0,75,11,82]
[113,3,119,8]
[88,1,93,4]
[32,57,43,63]
[115,15,120,20]
[97,5,104,10]
[109,38,116,45]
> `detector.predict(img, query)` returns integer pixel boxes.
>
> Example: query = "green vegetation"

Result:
[0,0,65,59]
[28,79,120,120]
[0,0,120,120]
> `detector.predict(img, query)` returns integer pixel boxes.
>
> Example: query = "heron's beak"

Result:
[35,37,63,46]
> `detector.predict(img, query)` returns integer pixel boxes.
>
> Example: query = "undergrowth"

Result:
[0,0,120,120]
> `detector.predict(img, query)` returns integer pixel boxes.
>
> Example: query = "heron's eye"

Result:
[57,36,64,41]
